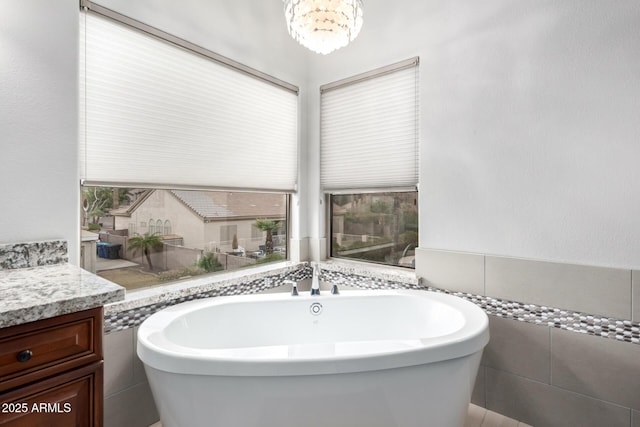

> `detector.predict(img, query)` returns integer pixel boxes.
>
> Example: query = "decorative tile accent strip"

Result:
[104,261,640,346]
[0,240,68,270]
[104,266,311,334]
[468,296,640,345]
[319,266,640,346]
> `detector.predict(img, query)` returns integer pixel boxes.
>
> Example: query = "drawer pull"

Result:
[17,349,33,363]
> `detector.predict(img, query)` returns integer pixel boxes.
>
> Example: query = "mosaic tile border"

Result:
[104,266,311,334]
[0,240,68,270]
[104,262,640,346]
[320,267,640,346]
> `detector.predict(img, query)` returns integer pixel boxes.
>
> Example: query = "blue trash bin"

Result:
[97,242,108,258]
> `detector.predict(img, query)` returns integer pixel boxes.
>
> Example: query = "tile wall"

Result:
[416,248,640,427]
[104,327,159,427]
[103,251,639,427]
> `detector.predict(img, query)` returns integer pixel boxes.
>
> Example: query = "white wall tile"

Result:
[415,248,485,295]
[104,328,135,397]
[104,382,159,427]
[482,316,550,383]
[486,368,631,427]
[633,271,639,322]
[486,256,631,318]
[552,328,640,410]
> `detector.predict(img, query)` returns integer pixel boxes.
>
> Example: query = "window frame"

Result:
[320,58,420,269]
[78,4,298,291]
[82,185,292,291]
[327,191,418,269]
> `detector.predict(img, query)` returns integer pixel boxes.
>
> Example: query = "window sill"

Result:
[320,258,419,288]
[104,260,303,315]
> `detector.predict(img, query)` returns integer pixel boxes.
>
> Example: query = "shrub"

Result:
[256,253,285,264]
[197,252,223,272]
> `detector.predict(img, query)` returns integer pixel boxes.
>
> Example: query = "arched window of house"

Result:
[164,220,172,235]
[156,219,163,235]
[149,219,155,235]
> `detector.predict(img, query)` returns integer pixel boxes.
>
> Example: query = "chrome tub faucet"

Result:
[311,264,321,295]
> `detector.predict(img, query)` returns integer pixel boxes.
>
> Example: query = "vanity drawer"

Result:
[0,361,102,426]
[0,308,102,392]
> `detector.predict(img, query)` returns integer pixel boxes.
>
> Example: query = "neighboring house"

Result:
[112,190,286,252]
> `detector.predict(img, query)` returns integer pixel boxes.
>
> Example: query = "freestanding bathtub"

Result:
[137,288,489,427]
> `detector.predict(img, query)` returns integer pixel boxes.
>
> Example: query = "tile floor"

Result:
[149,404,531,427]
[465,404,532,427]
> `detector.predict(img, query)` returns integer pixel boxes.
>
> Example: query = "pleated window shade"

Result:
[320,60,419,192]
[80,13,298,192]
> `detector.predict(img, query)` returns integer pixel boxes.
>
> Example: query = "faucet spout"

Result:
[284,279,298,296]
[310,264,320,296]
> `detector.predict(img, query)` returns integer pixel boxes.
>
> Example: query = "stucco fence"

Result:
[98,233,255,272]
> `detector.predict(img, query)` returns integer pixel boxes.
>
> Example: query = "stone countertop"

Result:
[0,263,125,328]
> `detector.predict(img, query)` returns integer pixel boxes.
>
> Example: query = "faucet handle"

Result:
[330,284,339,295]
[283,279,298,296]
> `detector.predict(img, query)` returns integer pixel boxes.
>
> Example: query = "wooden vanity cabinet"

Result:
[0,307,104,426]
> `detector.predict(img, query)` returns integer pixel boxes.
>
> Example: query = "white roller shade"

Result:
[80,13,298,192]
[320,59,419,191]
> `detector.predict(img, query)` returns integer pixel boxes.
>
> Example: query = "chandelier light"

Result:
[283,0,364,55]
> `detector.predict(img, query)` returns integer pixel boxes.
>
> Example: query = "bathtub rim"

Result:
[137,289,489,377]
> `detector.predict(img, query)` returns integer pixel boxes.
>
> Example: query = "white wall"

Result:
[305,0,640,269]
[1,0,311,264]
[3,0,639,270]
[91,0,309,86]
[0,0,80,263]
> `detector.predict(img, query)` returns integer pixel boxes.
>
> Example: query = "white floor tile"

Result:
[148,405,529,427]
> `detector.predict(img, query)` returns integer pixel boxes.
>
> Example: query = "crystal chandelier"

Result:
[283,0,364,55]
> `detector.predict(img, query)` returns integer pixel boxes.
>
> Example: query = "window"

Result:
[78,6,297,291]
[82,186,288,291]
[330,192,417,268]
[220,225,238,245]
[251,224,262,239]
[321,59,419,268]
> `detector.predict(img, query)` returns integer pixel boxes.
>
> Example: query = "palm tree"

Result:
[128,233,163,270]
[255,219,280,255]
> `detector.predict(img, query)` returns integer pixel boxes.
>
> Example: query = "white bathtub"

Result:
[137,289,489,427]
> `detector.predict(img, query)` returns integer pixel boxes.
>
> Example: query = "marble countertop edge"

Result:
[319,259,419,285]
[0,263,125,329]
[0,289,124,328]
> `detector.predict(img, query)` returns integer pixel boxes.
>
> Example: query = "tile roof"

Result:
[171,190,235,218]
[170,190,285,220]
